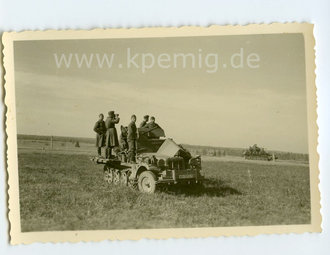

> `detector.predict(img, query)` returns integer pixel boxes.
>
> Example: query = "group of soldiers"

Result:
[93,112,158,162]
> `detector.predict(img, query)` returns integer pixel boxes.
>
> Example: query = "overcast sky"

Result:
[13,34,308,153]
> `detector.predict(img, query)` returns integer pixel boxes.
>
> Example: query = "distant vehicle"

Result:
[243,144,276,161]
[91,125,204,193]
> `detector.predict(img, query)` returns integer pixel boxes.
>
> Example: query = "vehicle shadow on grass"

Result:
[160,179,242,197]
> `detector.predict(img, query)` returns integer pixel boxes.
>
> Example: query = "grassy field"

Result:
[18,149,311,232]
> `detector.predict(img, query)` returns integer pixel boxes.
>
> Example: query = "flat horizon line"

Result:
[16,133,309,155]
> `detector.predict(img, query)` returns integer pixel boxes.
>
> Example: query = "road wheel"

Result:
[138,171,157,193]
[120,171,128,186]
[113,170,121,185]
[104,166,114,184]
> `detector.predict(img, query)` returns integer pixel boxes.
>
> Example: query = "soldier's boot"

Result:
[106,148,111,159]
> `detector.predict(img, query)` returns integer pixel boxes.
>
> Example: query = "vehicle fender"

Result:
[130,163,149,179]
[132,165,159,180]
[133,166,147,179]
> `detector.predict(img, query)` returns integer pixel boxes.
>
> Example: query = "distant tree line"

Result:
[17,134,93,144]
[17,134,308,162]
[269,151,309,162]
[183,144,308,162]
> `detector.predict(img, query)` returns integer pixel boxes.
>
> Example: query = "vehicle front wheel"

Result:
[137,171,157,193]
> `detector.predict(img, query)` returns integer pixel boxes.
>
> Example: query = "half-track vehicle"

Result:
[91,125,204,193]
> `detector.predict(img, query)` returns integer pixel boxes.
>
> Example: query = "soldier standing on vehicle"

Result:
[93,113,106,157]
[145,116,159,129]
[139,115,149,128]
[105,111,120,159]
[144,116,163,138]
[128,114,138,163]
[119,125,128,151]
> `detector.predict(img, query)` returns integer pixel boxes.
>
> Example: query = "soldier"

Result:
[93,113,106,157]
[145,116,159,129]
[144,116,163,138]
[127,114,138,163]
[105,111,120,159]
[120,125,128,151]
[139,115,149,128]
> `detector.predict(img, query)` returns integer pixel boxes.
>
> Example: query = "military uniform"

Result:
[120,125,128,151]
[127,121,138,162]
[145,122,159,129]
[105,115,120,158]
[139,120,147,128]
[93,119,106,156]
